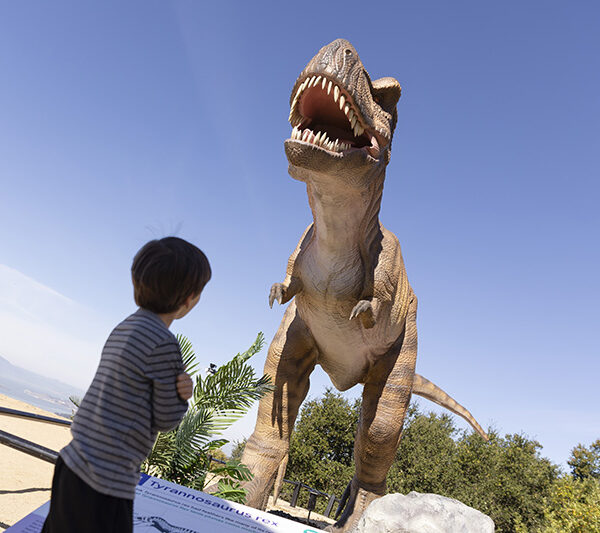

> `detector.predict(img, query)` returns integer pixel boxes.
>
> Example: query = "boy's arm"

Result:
[148,338,189,433]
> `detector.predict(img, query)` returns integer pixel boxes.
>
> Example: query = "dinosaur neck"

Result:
[306,171,385,261]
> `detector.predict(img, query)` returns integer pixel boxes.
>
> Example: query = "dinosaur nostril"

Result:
[345,48,353,56]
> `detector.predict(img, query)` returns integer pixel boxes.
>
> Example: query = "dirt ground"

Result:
[0,393,72,531]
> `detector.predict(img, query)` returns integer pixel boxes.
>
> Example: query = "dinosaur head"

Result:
[285,39,401,186]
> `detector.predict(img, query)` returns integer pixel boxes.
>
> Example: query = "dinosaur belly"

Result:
[296,294,399,391]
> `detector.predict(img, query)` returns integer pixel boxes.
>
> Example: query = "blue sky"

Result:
[1,1,598,468]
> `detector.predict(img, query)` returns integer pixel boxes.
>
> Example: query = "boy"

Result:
[42,237,211,533]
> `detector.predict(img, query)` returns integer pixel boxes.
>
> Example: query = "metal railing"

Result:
[0,407,70,464]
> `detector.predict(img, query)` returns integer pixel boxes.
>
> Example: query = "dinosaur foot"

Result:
[324,477,383,533]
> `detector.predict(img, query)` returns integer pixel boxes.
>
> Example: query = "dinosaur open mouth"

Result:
[289,75,383,158]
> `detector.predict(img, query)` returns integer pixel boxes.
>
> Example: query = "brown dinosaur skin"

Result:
[240,39,487,532]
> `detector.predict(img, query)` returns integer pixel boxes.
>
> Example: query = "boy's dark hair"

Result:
[131,237,211,314]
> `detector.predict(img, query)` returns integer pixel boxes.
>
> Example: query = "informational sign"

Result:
[7,473,325,533]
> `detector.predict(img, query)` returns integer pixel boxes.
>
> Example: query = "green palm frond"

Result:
[177,333,200,376]
[142,332,271,502]
[233,332,265,363]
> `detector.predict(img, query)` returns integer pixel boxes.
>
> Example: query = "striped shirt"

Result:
[60,308,188,499]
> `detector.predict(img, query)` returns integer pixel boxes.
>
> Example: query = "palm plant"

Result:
[141,332,272,503]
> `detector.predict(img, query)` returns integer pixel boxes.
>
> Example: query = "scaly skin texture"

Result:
[240,39,487,532]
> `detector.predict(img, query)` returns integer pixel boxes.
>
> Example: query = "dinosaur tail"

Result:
[412,374,489,441]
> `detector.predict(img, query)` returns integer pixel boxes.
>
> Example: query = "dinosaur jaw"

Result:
[287,73,390,165]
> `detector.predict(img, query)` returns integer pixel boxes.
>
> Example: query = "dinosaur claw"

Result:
[269,283,284,308]
[349,300,376,328]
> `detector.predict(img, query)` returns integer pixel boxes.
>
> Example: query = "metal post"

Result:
[325,494,336,517]
[307,490,318,522]
[290,482,301,507]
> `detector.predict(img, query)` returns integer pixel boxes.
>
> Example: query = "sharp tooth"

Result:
[344,104,350,116]
[339,94,345,110]
[353,125,360,137]
[302,129,310,141]
[322,77,327,89]
[334,139,339,151]
[314,131,322,144]
[327,81,332,95]
[355,124,364,136]
[348,108,354,121]
[334,85,340,102]
[351,115,357,129]
[315,75,321,87]
[311,76,318,87]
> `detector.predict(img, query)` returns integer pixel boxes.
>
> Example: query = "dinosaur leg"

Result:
[327,295,418,533]
[272,453,289,505]
[240,301,317,509]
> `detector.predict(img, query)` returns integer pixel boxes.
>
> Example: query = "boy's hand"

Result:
[176,372,194,401]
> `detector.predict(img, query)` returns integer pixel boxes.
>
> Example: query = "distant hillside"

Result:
[0,354,85,417]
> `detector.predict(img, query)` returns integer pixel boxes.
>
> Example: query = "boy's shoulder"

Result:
[113,308,177,346]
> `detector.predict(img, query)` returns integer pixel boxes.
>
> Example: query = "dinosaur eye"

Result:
[345,48,353,57]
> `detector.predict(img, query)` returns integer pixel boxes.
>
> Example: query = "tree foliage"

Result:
[568,439,600,481]
[141,333,272,503]
[538,475,600,532]
[283,389,360,513]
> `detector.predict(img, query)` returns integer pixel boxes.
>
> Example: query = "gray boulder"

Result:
[353,492,495,533]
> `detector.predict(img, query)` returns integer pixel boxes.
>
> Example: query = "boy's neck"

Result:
[157,312,176,328]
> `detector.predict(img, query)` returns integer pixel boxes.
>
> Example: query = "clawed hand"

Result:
[349,300,375,328]
[269,283,285,308]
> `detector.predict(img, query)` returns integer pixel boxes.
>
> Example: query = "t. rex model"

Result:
[240,39,488,532]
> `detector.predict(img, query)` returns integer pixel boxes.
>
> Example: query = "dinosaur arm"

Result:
[350,227,404,328]
[269,224,312,308]
[269,277,303,307]
[349,298,379,329]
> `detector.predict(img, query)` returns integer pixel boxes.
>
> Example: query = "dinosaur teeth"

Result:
[291,125,350,153]
[291,75,372,149]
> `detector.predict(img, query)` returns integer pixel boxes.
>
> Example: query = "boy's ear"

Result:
[372,77,402,114]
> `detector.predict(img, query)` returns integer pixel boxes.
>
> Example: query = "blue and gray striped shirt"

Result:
[60,308,188,499]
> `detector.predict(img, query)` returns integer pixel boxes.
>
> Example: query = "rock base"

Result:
[354,492,495,533]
